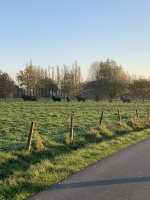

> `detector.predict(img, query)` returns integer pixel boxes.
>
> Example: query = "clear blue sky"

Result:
[0,0,150,82]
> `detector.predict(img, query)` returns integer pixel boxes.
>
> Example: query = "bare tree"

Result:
[88,61,103,101]
[60,62,82,98]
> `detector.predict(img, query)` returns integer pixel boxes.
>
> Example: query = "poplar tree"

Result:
[60,62,82,98]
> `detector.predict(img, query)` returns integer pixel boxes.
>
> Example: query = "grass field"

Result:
[1,97,150,200]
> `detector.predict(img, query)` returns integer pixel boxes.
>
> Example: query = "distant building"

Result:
[79,81,106,99]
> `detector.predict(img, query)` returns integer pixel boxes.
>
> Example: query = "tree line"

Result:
[0,58,149,102]
[0,60,82,100]
[88,58,150,102]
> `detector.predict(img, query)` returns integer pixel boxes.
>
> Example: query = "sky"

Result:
[0,0,150,83]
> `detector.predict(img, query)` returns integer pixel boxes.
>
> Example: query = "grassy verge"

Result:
[1,116,150,200]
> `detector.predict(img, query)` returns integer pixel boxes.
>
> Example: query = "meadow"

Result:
[1,97,150,200]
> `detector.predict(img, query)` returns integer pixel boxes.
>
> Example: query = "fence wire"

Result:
[0,115,99,152]
[1,107,149,152]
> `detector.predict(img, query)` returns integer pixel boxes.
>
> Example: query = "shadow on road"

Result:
[46,176,150,190]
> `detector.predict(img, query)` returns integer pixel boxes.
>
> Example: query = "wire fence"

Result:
[0,115,100,152]
[0,106,150,152]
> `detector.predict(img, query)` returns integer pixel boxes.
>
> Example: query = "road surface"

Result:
[27,138,150,200]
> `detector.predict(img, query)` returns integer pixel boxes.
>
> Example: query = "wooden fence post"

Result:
[99,111,104,125]
[70,116,74,139]
[27,122,34,151]
[136,109,139,118]
[147,107,149,118]
[118,110,121,123]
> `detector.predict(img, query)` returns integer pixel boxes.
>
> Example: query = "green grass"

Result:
[1,97,150,200]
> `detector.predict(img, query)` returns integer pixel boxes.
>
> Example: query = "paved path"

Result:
[27,138,150,200]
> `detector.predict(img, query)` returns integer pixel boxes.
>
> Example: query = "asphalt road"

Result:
[27,138,150,200]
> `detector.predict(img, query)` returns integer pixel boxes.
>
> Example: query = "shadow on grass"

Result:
[0,142,70,178]
[1,180,48,200]
[1,121,150,181]
[1,121,150,200]
[1,119,150,176]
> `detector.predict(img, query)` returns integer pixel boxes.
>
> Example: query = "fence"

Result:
[0,106,150,152]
